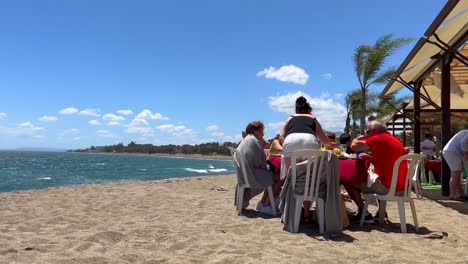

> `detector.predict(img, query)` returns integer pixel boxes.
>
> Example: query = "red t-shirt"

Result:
[365,132,408,192]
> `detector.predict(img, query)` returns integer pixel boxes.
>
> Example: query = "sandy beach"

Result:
[1,175,467,264]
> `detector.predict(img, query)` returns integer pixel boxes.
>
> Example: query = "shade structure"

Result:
[381,0,468,97]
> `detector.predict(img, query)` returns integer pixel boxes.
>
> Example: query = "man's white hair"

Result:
[368,121,387,133]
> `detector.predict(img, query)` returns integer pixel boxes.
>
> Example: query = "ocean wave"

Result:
[139,168,147,171]
[208,168,227,173]
[185,168,208,173]
[37,177,52,180]
[95,163,106,166]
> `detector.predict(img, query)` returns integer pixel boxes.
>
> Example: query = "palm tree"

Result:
[368,91,410,121]
[344,89,361,136]
[345,89,409,136]
[353,34,413,134]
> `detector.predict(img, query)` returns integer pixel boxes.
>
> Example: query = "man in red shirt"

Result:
[344,121,408,222]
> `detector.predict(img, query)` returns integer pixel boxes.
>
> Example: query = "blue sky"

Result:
[0,0,447,149]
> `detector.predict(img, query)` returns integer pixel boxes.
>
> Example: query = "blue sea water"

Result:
[0,151,235,192]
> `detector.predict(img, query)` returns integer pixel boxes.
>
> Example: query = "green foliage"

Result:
[352,34,413,134]
[72,141,239,156]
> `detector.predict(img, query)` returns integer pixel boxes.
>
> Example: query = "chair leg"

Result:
[397,199,407,233]
[318,198,325,234]
[293,197,302,233]
[409,199,419,232]
[267,187,277,216]
[360,196,371,226]
[429,171,435,184]
[378,200,387,224]
[414,180,423,200]
[234,183,238,207]
[237,187,245,216]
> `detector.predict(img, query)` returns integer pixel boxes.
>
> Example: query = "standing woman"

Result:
[280,96,336,222]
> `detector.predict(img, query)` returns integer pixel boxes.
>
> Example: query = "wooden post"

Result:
[441,54,452,196]
[403,109,407,146]
[414,81,421,153]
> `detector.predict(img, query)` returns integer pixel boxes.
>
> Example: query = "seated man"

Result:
[339,133,355,155]
[342,121,408,222]
[237,121,282,215]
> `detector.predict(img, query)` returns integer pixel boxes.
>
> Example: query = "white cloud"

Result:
[203,125,237,142]
[59,107,79,115]
[157,124,194,137]
[103,113,125,125]
[96,130,118,138]
[267,122,284,133]
[117,109,134,116]
[269,91,347,132]
[58,128,80,138]
[206,125,219,132]
[106,121,122,126]
[88,120,101,126]
[125,118,154,136]
[135,109,169,120]
[72,137,81,141]
[0,112,6,119]
[79,108,101,117]
[256,65,309,85]
[102,113,125,122]
[18,122,45,131]
[322,73,333,80]
[38,115,58,123]
[0,122,46,138]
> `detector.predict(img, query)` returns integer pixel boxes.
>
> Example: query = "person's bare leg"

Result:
[342,182,364,213]
[303,201,312,223]
[449,171,461,199]
[260,191,269,205]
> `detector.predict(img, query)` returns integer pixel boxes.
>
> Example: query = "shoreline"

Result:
[71,151,233,161]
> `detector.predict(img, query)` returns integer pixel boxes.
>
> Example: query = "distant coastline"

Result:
[71,151,232,161]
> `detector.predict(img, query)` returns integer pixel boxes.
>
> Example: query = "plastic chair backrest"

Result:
[228,147,251,187]
[290,149,328,201]
[387,154,425,198]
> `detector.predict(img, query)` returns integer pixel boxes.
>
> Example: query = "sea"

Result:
[0,151,235,193]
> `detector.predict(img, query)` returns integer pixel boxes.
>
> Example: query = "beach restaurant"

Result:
[379,0,467,196]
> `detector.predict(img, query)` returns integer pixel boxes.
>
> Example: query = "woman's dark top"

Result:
[285,116,317,137]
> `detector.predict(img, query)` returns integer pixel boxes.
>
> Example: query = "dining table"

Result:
[425,160,441,173]
[338,158,370,185]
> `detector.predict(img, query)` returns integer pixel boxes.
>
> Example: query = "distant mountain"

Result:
[15,147,67,152]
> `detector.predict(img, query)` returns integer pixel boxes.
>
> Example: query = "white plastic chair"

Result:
[360,154,425,233]
[412,154,427,199]
[289,149,328,234]
[228,147,276,216]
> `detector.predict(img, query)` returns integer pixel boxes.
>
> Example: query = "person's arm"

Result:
[279,116,292,142]
[351,135,370,152]
[270,139,283,152]
[315,119,337,148]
